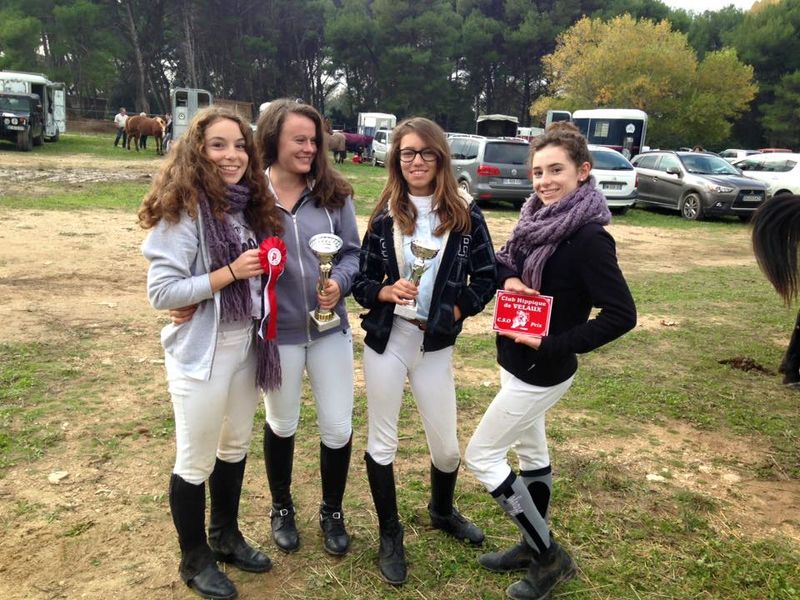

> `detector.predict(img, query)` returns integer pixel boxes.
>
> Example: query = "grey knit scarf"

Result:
[496,178,611,290]
[197,184,282,392]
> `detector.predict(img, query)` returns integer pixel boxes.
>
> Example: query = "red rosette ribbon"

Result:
[258,236,287,340]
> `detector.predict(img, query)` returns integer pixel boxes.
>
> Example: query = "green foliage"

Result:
[533,14,757,148]
[761,70,800,146]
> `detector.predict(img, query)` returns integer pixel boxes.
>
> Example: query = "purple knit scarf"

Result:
[197,184,282,392]
[496,178,611,290]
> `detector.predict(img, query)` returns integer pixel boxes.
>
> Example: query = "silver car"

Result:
[631,150,768,220]
[448,135,532,208]
[371,128,393,167]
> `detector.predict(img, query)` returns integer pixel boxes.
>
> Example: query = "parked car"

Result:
[631,150,768,220]
[0,91,44,151]
[758,148,793,153]
[448,134,532,208]
[719,148,758,162]
[733,153,800,197]
[588,144,637,213]
[370,128,393,167]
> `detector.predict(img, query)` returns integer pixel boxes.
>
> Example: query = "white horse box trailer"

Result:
[0,70,66,140]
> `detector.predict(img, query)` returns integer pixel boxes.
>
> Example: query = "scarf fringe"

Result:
[256,331,282,392]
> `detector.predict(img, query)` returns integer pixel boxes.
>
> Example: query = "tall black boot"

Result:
[478,466,551,573]
[365,452,407,585]
[319,435,352,555]
[208,457,272,573]
[262,423,299,552]
[428,462,485,545]
[169,474,237,600]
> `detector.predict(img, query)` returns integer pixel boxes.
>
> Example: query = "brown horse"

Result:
[329,132,346,164]
[125,115,165,155]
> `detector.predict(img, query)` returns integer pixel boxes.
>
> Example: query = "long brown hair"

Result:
[137,106,282,237]
[255,98,352,208]
[369,117,470,236]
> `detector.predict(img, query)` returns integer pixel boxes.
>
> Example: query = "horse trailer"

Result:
[0,70,66,141]
[170,87,213,139]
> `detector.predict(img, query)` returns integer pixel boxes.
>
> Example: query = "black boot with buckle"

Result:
[263,423,299,552]
[428,462,485,545]
[169,474,238,600]
[208,456,272,573]
[365,452,407,585]
[319,435,352,555]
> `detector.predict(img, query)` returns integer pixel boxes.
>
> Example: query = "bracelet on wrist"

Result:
[227,263,238,281]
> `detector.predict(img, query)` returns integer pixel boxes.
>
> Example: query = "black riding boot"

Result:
[263,423,299,552]
[478,466,551,572]
[169,474,237,600]
[428,462,485,545]
[319,436,352,555]
[208,457,272,573]
[506,540,577,600]
[365,452,407,585]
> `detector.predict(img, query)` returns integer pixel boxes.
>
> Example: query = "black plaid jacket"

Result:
[352,201,497,353]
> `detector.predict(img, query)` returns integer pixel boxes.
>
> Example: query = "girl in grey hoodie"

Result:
[140,106,282,600]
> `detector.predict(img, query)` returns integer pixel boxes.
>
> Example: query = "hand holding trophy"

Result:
[394,239,440,320]
[309,233,343,332]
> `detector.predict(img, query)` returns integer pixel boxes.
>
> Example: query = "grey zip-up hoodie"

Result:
[142,209,223,381]
[275,186,361,344]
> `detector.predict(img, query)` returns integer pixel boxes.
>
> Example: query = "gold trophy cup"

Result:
[394,239,440,320]
[309,233,343,332]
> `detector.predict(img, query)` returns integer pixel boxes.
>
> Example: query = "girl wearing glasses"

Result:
[352,117,497,585]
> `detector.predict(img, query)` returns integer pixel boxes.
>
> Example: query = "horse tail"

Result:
[752,194,800,305]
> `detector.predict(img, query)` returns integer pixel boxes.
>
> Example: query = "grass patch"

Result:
[0,180,150,211]
[0,132,160,160]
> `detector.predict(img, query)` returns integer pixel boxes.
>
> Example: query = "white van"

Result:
[371,129,393,167]
[0,70,65,141]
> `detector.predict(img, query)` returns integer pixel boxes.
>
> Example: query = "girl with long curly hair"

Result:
[352,117,497,585]
[140,106,281,600]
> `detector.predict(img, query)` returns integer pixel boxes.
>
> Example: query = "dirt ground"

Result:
[0,154,797,599]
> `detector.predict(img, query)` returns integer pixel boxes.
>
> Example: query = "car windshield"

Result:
[680,154,739,175]
[484,142,529,165]
[591,150,632,170]
[0,95,30,112]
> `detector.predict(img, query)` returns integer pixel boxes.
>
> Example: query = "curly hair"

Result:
[532,122,593,180]
[369,117,470,236]
[255,98,352,208]
[137,106,282,237]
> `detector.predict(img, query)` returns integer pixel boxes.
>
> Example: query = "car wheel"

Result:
[738,214,752,223]
[458,180,471,196]
[680,192,703,220]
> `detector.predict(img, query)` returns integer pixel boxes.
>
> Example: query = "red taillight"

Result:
[477,164,501,177]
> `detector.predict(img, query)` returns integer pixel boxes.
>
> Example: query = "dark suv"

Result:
[448,134,532,208]
[631,150,768,220]
[0,92,44,151]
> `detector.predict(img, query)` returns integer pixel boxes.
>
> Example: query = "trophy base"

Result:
[394,303,420,321]
[309,310,341,332]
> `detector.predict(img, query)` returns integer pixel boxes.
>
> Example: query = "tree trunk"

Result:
[122,0,149,113]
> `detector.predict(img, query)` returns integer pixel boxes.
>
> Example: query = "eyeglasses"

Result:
[398,148,438,163]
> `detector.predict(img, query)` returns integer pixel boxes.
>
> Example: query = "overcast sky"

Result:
[661,0,757,12]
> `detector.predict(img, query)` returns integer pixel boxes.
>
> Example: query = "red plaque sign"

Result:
[492,290,553,337]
